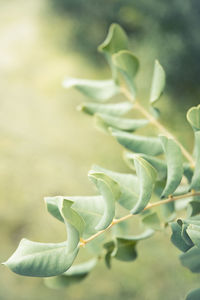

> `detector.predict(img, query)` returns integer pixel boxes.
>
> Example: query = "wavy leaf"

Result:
[44,258,97,289]
[124,152,167,181]
[79,101,133,116]
[62,78,119,102]
[159,135,183,198]
[98,23,128,56]
[187,105,200,131]
[88,172,118,230]
[130,155,157,214]
[112,50,139,98]
[104,229,154,267]
[111,129,163,156]
[95,113,148,133]
[187,224,200,247]
[92,165,139,210]
[3,240,79,277]
[150,60,165,105]
[170,222,193,253]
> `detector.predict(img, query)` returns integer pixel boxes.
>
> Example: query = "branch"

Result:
[79,191,200,247]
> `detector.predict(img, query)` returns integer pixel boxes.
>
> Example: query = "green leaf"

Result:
[44,258,97,289]
[79,101,133,116]
[180,246,200,273]
[44,196,64,223]
[3,198,86,277]
[187,201,200,217]
[190,131,200,191]
[130,155,157,214]
[3,240,79,277]
[185,288,200,300]
[62,78,119,102]
[124,152,167,181]
[170,222,193,252]
[111,129,163,156]
[187,224,200,247]
[92,165,139,210]
[103,241,115,268]
[88,172,118,230]
[104,229,154,266]
[187,105,200,131]
[149,60,165,105]
[142,212,161,230]
[95,113,148,133]
[159,135,183,198]
[112,50,139,98]
[98,23,128,56]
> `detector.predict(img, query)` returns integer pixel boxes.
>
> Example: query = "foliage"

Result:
[3,24,200,299]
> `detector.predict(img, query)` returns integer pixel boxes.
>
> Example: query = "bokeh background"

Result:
[1,0,200,299]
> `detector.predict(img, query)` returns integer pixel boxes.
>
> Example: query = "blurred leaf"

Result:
[112,50,139,98]
[149,60,165,105]
[98,23,128,56]
[187,105,200,131]
[62,78,119,102]
[180,246,200,273]
[44,258,97,289]
[142,212,161,230]
[125,152,167,181]
[170,222,193,252]
[104,229,154,266]
[79,101,133,116]
[95,113,148,133]
[3,239,79,277]
[92,165,139,210]
[187,224,200,247]
[88,172,118,230]
[159,135,183,198]
[185,288,200,300]
[187,201,200,217]
[111,129,163,156]
[190,131,200,191]
[130,155,157,214]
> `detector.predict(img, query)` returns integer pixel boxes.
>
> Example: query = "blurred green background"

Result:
[0,0,200,299]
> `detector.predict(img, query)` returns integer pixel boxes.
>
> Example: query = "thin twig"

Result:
[121,87,195,167]
[79,191,200,247]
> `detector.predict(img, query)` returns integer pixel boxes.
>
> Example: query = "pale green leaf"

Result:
[88,172,118,230]
[79,101,133,116]
[187,200,200,217]
[187,224,200,247]
[98,23,128,56]
[3,240,79,277]
[187,104,200,131]
[180,246,200,273]
[124,152,167,180]
[44,196,64,223]
[159,135,183,198]
[142,212,161,230]
[44,258,97,289]
[150,60,165,105]
[130,155,157,214]
[62,78,119,102]
[92,164,139,210]
[112,50,139,98]
[111,129,163,156]
[95,113,148,133]
[185,288,200,300]
[190,131,200,191]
